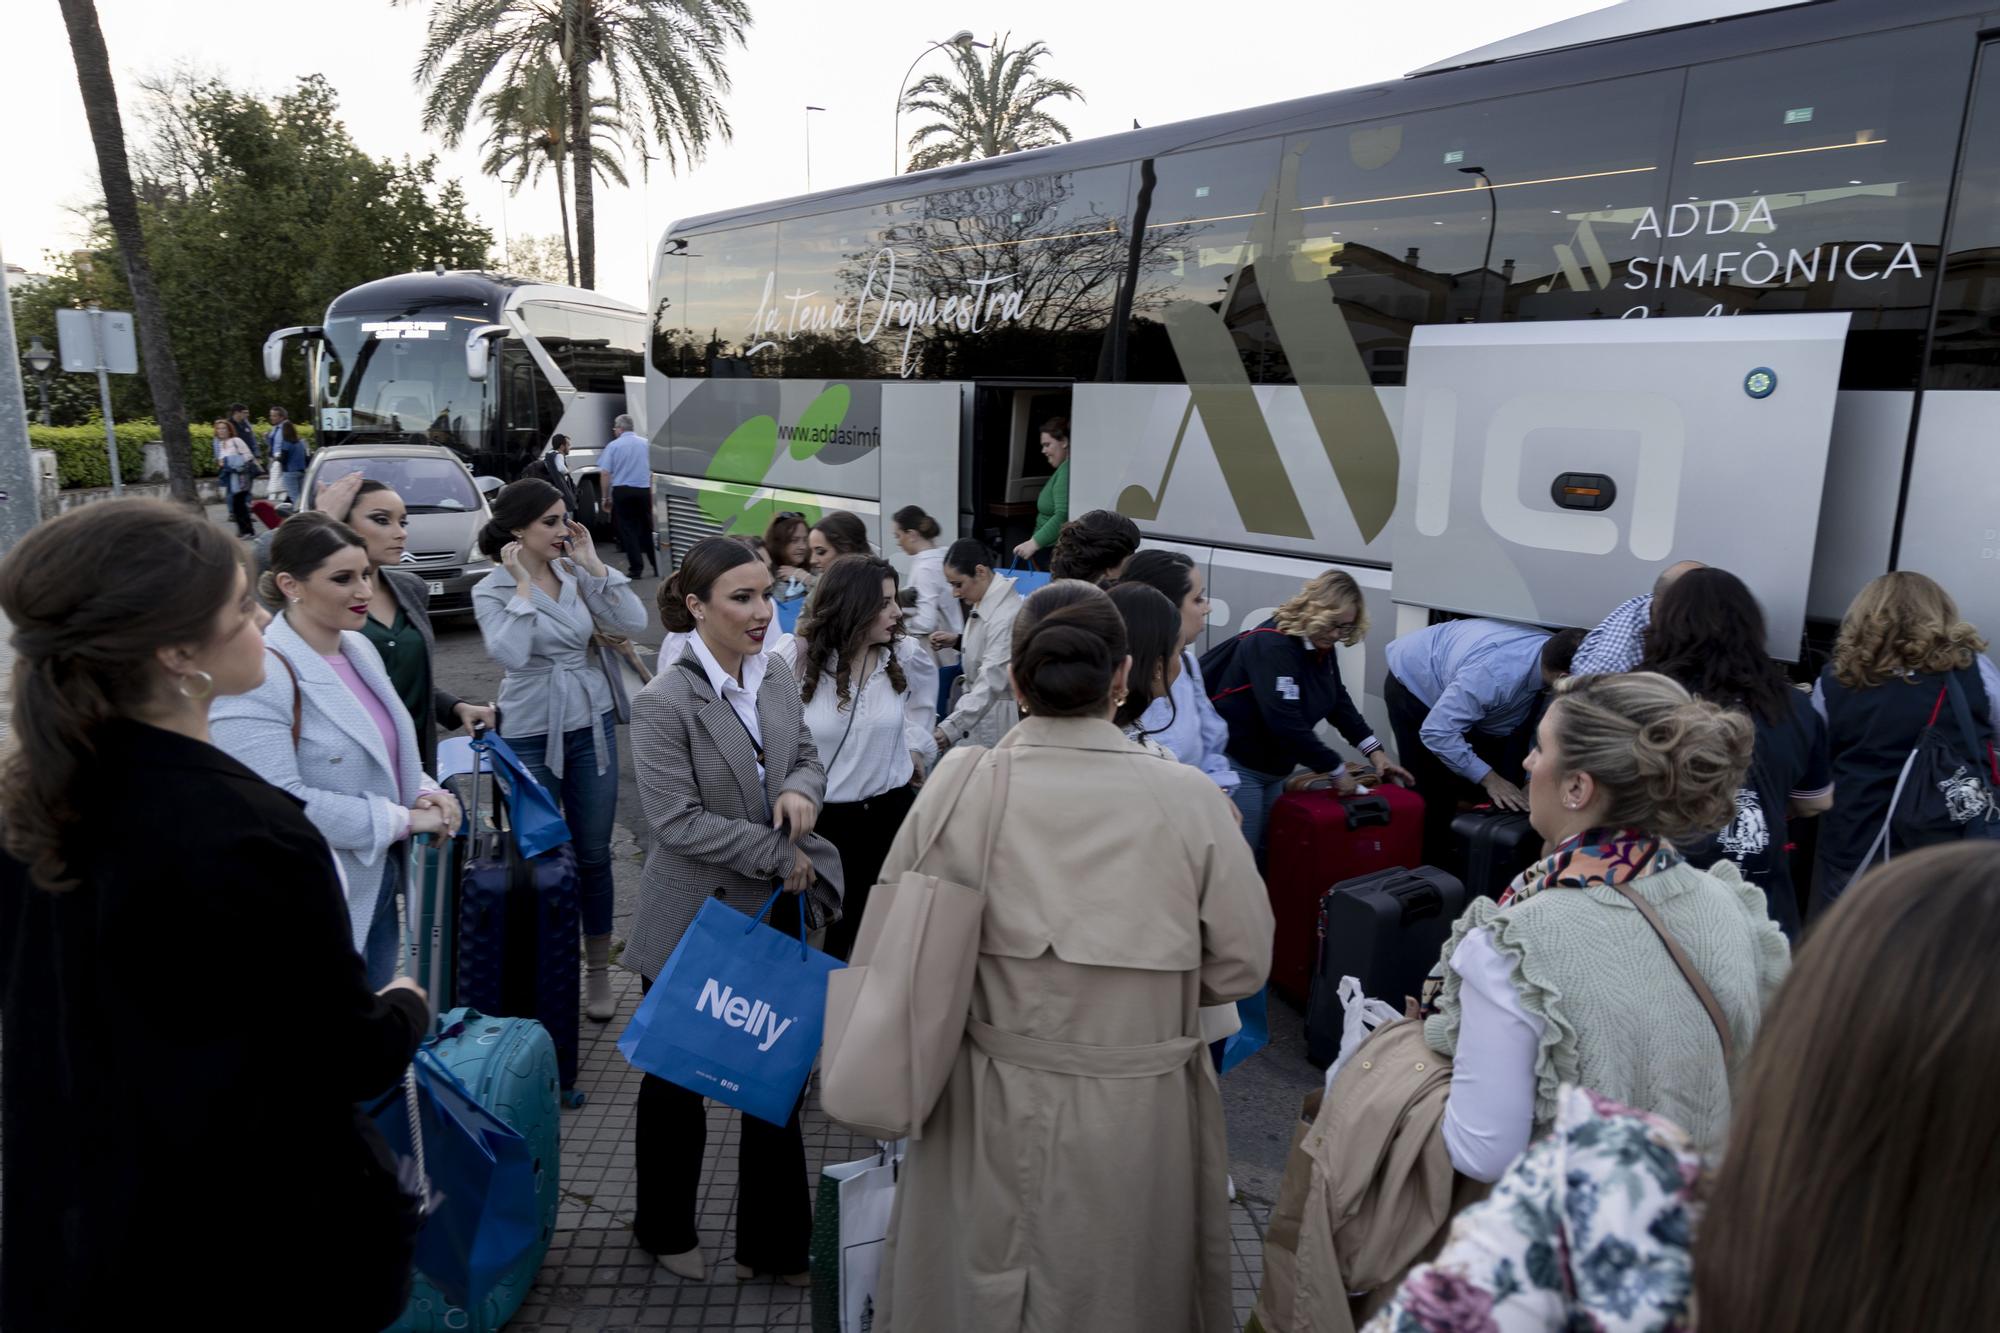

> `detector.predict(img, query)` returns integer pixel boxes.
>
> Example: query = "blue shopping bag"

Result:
[1218,986,1270,1075]
[1006,556,1052,599]
[774,591,807,634]
[371,1044,542,1308]
[618,889,843,1125]
[468,733,572,858]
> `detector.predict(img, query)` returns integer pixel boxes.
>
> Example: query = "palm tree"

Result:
[54,0,197,501]
[900,34,1084,174]
[406,0,749,290]
[479,60,634,287]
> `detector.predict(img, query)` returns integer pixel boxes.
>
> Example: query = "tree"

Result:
[502,233,574,285]
[479,58,634,287]
[55,0,197,500]
[407,0,750,289]
[900,33,1084,174]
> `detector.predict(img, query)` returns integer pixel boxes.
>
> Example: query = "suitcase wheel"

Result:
[563,1088,588,1110]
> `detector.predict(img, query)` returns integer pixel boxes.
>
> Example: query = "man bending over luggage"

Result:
[1568,559,1705,676]
[1384,620,1584,868]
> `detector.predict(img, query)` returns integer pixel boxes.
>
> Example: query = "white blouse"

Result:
[905,546,963,668]
[775,635,939,803]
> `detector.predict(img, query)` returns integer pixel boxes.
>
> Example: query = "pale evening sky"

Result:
[4,0,1609,310]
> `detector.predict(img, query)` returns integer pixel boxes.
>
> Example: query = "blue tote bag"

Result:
[371,1045,542,1307]
[1006,556,1052,599]
[619,889,843,1125]
[1218,986,1270,1075]
[467,733,572,858]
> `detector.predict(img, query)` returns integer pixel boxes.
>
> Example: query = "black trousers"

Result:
[815,783,917,962]
[1385,670,1537,874]
[611,485,656,576]
[228,489,255,537]
[633,892,811,1272]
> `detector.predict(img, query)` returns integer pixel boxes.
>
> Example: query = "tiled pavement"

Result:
[512,962,1271,1331]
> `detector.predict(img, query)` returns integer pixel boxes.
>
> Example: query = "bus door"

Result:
[1388,312,1849,660]
[965,382,1071,560]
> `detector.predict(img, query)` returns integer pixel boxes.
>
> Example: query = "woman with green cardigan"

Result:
[1013,416,1070,566]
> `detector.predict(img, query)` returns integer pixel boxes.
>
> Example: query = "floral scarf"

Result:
[1499,827,1684,907]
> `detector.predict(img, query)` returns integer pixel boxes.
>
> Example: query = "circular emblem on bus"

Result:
[1744,367,1777,399]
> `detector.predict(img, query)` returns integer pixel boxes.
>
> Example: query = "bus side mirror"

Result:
[465,324,508,382]
[262,325,320,382]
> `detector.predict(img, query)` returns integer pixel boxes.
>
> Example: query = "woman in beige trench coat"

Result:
[862,581,1273,1332]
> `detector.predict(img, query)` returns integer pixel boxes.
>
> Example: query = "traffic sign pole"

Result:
[91,309,121,497]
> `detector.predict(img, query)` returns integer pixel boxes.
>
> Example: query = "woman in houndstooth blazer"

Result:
[627,537,843,1288]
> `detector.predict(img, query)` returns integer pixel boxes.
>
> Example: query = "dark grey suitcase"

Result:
[1304,866,1467,1067]
[1452,809,1542,901]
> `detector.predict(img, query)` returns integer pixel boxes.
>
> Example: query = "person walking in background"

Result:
[807,510,870,574]
[853,580,1272,1332]
[1425,672,1787,1184]
[327,477,497,768]
[1368,841,2000,1333]
[214,417,257,538]
[893,504,963,708]
[1116,551,1239,804]
[1811,571,2000,911]
[1204,570,1414,861]
[211,513,460,989]
[932,539,1024,752]
[1049,508,1141,583]
[600,413,658,579]
[529,434,581,515]
[268,409,310,507]
[228,402,264,461]
[472,478,647,1021]
[775,553,936,960]
[1012,415,1070,566]
[765,511,815,596]
[627,537,843,1286]
[0,501,432,1332]
[1642,567,1831,939]
[1383,617,1581,868]
[1569,559,1705,676]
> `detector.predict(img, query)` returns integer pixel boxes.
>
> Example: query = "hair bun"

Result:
[256,569,283,606]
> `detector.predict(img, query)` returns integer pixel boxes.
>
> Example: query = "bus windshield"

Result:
[323,309,494,452]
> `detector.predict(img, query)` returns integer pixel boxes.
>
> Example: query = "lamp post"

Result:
[892,31,987,176]
[1458,166,1499,323]
[22,336,54,426]
[805,106,825,191]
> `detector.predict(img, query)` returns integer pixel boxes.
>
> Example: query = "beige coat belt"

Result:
[968,1020,1203,1078]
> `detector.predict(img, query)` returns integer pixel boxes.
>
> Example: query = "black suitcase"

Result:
[1304,867,1466,1067]
[1452,809,1541,901]
[454,740,587,1107]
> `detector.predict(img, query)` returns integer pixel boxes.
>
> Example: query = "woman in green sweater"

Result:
[1013,416,1070,565]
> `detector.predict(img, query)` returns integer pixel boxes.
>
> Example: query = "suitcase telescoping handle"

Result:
[1343,794,1392,830]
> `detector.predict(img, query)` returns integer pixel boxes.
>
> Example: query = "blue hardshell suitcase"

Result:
[390,1008,561,1333]
[455,742,586,1104]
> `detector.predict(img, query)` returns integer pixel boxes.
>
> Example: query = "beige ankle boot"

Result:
[584,933,614,1022]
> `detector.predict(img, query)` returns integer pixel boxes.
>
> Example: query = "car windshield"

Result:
[313,456,483,513]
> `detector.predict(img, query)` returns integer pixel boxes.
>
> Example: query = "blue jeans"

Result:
[360,859,405,991]
[504,712,619,937]
[283,469,306,506]
[1228,759,1289,871]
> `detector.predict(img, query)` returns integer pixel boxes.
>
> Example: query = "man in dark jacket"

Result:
[228,402,264,461]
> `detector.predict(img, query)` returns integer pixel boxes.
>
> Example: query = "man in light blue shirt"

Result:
[1383,618,1584,866]
[599,414,657,578]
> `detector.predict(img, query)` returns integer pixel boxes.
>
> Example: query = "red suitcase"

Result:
[1264,784,1425,1006]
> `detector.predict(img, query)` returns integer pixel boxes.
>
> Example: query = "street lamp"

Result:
[806,106,826,192]
[22,335,55,426]
[892,31,987,176]
[1458,166,1499,323]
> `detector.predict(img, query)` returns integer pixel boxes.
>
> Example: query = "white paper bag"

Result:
[815,1144,903,1333]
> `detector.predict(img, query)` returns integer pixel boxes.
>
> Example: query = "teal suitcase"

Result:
[390,1008,560,1331]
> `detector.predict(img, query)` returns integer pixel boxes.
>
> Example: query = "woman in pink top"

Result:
[212,513,459,986]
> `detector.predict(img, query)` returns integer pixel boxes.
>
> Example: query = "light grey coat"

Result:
[211,613,436,950]
[623,648,844,981]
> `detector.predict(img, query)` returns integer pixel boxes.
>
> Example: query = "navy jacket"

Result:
[1202,620,1381,777]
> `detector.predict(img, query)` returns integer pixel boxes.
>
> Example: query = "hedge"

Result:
[27,421,317,490]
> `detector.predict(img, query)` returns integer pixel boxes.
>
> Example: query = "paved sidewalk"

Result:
[512,961,1270,1331]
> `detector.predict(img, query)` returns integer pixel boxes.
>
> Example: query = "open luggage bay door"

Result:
[1389,313,1850,660]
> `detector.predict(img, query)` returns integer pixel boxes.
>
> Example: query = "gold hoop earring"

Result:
[178,670,215,701]
[1112,692,1127,707]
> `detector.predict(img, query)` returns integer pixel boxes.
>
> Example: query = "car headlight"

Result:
[463,551,493,569]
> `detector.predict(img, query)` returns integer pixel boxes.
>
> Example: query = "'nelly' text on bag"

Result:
[696,977,796,1052]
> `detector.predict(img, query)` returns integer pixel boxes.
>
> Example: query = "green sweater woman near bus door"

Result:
[1013,416,1071,566]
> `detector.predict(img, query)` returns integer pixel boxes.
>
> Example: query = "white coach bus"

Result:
[643,0,2000,736]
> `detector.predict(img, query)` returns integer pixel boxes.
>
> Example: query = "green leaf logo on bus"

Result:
[695,383,853,535]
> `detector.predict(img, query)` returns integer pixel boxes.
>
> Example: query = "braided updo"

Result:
[1549,671,1755,843]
